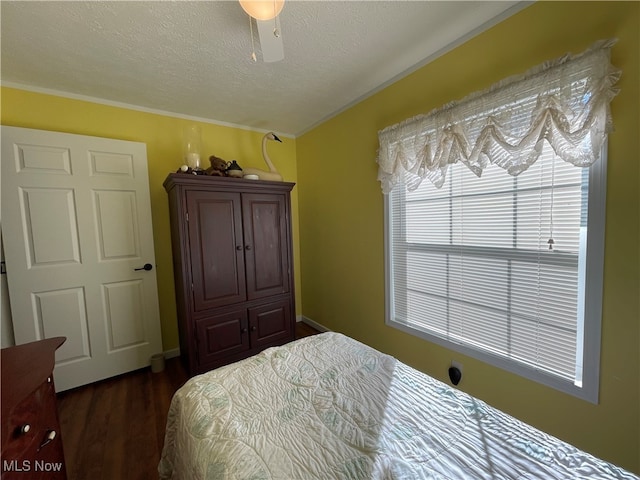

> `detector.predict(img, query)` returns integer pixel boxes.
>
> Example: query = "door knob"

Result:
[134,263,153,271]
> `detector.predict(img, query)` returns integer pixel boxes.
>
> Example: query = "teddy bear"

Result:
[206,155,229,176]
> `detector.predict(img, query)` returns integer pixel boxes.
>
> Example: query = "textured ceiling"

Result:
[1,1,527,137]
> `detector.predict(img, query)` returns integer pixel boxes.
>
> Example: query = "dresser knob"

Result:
[18,424,31,435]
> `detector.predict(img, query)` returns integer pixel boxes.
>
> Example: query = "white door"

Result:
[1,126,162,391]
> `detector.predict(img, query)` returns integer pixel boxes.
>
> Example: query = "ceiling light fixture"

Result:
[239,0,285,63]
[239,0,284,21]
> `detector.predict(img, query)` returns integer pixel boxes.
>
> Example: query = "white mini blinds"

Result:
[380,41,620,402]
[376,40,620,194]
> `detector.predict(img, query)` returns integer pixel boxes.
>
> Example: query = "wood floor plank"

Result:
[57,380,93,475]
[296,321,324,338]
[102,374,132,480]
[127,373,161,480]
[152,358,186,454]
[76,381,117,479]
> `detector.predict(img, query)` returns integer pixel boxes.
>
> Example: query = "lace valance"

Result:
[376,40,621,194]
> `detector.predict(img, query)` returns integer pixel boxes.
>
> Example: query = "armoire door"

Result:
[241,193,290,301]
[187,190,246,311]
[248,298,293,350]
[195,309,250,366]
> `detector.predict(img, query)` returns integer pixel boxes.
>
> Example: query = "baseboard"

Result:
[298,315,331,333]
[163,348,181,359]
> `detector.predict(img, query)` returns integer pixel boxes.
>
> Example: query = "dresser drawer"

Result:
[1,338,67,480]
[2,378,65,479]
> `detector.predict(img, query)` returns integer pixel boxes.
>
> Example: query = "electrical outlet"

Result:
[449,360,463,385]
[451,360,463,374]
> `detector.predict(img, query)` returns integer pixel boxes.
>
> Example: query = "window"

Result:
[384,142,606,402]
[377,41,618,403]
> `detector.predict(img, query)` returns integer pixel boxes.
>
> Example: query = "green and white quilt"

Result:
[159,332,637,480]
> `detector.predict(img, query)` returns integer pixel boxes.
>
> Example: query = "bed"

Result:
[159,332,638,479]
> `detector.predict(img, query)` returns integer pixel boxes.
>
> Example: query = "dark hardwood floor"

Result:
[295,319,323,339]
[56,321,321,480]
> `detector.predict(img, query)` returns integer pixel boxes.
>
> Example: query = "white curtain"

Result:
[377,40,621,194]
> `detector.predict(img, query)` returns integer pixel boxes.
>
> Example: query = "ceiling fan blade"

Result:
[256,19,284,63]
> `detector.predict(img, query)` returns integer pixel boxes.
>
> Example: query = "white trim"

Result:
[383,149,607,404]
[299,315,331,333]
[1,3,531,140]
[0,81,294,139]
[579,141,607,404]
[163,348,181,360]
[295,2,533,137]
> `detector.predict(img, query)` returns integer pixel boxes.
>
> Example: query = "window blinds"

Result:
[388,147,587,383]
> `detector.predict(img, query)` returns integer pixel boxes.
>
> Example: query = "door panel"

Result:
[103,280,146,351]
[15,143,72,174]
[196,310,250,365]
[20,187,81,266]
[33,287,91,365]
[2,126,162,391]
[89,150,134,177]
[94,190,140,259]
[187,190,246,310]
[242,193,290,300]
[249,298,292,350]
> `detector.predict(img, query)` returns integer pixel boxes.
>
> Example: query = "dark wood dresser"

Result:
[1,337,66,479]
[164,173,296,376]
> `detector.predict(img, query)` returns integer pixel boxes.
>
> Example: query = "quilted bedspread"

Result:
[159,332,638,480]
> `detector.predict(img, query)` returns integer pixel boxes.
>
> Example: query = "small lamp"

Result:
[183,124,204,174]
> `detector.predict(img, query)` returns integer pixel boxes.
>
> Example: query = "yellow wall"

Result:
[297,1,639,474]
[1,0,638,473]
[0,91,302,351]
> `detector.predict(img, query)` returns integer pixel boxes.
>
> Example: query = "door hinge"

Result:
[0,261,5,275]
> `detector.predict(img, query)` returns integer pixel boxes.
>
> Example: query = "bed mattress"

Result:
[159,332,637,479]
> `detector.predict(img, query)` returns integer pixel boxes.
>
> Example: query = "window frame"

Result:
[383,145,607,403]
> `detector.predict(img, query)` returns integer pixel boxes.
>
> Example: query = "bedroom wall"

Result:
[296,1,639,474]
[0,89,302,352]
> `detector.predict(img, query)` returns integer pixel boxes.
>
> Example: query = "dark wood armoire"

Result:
[163,173,296,375]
